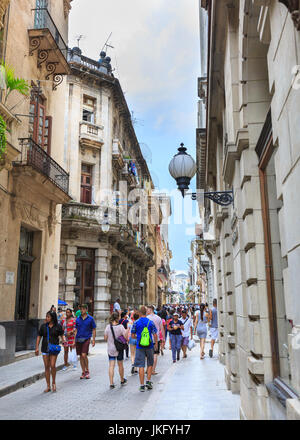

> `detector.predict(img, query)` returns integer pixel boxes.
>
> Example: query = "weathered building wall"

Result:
[201,0,300,420]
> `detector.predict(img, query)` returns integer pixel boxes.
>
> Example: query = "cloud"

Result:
[69,0,200,109]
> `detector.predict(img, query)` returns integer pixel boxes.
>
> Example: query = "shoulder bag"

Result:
[110,324,128,353]
[47,324,61,355]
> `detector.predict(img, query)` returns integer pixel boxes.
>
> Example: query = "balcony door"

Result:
[74,248,95,316]
[80,164,92,204]
[35,0,48,28]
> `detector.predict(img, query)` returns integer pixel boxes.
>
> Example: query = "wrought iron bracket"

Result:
[191,189,234,207]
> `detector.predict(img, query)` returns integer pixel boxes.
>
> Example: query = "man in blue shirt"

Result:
[131,305,158,392]
[74,304,96,380]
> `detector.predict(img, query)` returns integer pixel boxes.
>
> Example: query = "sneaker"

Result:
[140,385,146,392]
[62,366,68,371]
[110,384,115,390]
[121,378,128,386]
[173,360,176,363]
[209,349,213,358]
[73,365,77,371]
[146,381,153,390]
[131,366,135,375]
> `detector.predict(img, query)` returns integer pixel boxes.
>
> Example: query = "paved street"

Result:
[0,342,240,420]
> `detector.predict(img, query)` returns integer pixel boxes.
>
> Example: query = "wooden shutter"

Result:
[44,116,52,155]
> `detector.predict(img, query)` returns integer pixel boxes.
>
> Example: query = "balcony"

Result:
[28,8,70,89]
[68,48,114,77]
[79,121,104,151]
[13,138,69,200]
[158,265,168,281]
[62,202,102,224]
[112,139,125,170]
[122,159,139,187]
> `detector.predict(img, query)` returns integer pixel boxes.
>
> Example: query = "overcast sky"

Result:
[69,0,200,272]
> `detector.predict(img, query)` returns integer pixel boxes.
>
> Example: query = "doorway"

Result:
[15,227,35,351]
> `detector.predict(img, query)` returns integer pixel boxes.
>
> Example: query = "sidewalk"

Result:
[0,342,240,420]
[0,352,66,398]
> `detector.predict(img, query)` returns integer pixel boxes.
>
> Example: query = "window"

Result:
[29,93,52,154]
[257,110,292,389]
[80,164,92,204]
[82,95,96,124]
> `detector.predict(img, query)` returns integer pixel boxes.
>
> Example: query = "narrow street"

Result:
[0,342,240,420]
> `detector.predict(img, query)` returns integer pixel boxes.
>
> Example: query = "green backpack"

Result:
[140,321,151,347]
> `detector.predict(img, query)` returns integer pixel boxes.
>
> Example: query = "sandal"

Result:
[80,371,86,379]
[52,384,56,392]
[85,370,90,379]
[44,387,51,393]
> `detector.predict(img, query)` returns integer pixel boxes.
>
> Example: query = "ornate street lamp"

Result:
[169,143,234,206]
[101,211,110,233]
[168,143,197,197]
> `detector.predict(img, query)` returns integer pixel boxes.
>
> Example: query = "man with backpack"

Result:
[130,305,158,392]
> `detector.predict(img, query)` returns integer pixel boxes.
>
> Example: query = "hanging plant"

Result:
[0,115,7,163]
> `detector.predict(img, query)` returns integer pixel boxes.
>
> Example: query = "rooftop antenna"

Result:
[101,32,114,54]
[75,34,85,48]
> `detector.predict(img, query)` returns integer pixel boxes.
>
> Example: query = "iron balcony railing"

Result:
[16,138,69,194]
[33,8,68,60]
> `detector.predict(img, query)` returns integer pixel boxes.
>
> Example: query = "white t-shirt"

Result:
[180,317,192,337]
[113,302,121,312]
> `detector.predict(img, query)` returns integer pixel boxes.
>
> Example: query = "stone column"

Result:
[133,268,141,308]
[120,262,128,308]
[111,256,122,308]
[94,242,111,338]
[127,265,134,307]
[59,244,77,309]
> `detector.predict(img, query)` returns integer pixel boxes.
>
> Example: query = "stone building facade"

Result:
[59,48,162,337]
[199,0,300,419]
[0,0,71,365]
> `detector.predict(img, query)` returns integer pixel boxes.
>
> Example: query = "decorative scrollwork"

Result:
[52,74,64,91]
[45,62,58,80]
[204,190,234,207]
[191,190,234,206]
[37,49,49,67]
[29,37,42,56]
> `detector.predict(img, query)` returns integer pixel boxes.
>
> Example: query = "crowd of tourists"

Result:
[35,299,218,393]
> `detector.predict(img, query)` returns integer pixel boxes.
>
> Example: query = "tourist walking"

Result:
[113,298,121,318]
[167,312,184,363]
[104,312,128,389]
[146,305,164,375]
[35,310,65,392]
[62,308,77,371]
[57,307,65,325]
[74,304,96,379]
[128,312,139,375]
[194,303,210,359]
[119,311,130,360]
[209,299,218,358]
[131,306,158,392]
[166,308,174,350]
[179,309,193,358]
